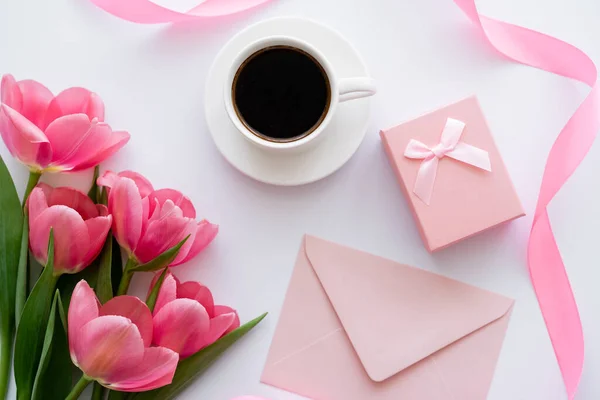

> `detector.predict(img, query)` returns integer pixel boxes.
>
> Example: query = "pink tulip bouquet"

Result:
[0,75,266,400]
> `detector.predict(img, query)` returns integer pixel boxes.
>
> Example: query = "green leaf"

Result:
[0,155,24,398]
[146,267,168,313]
[88,165,100,203]
[15,214,28,325]
[131,236,190,272]
[132,313,268,400]
[99,187,108,206]
[28,255,44,291]
[14,231,60,400]
[111,237,123,297]
[22,171,41,208]
[31,290,71,400]
[57,259,100,308]
[57,237,117,307]
[95,233,115,304]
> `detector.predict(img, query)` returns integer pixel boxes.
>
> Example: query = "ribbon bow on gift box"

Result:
[404,118,492,205]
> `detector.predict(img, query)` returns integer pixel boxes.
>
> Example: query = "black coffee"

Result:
[232,46,330,142]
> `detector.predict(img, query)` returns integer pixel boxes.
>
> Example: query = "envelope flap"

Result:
[304,235,514,383]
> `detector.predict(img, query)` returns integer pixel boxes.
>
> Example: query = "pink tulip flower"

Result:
[0,74,129,172]
[69,280,179,391]
[97,170,218,266]
[28,184,112,275]
[150,271,240,358]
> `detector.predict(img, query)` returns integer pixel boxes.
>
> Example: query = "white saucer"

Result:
[205,17,372,186]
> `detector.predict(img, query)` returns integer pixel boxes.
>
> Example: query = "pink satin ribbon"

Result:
[453,0,599,398]
[404,118,491,205]
[88,0,271,24]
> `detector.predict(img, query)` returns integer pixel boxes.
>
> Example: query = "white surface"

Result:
[1,0,599,399]
[206,17,372,185]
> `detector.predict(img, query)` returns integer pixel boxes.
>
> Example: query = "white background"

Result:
[1,0,599,399]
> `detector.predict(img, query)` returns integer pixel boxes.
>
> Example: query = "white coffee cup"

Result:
[224,36,376,154]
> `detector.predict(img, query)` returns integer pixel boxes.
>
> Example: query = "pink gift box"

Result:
[380,96,525,252]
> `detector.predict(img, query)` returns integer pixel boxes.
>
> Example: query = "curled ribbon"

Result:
[404,118,491,205]
[88,0,271,24]
[453,0,599,398]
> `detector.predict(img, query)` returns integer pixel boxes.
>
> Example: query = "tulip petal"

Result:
[87,92,104,120]
[195,312,237,349]
[148,189,196,219]
[154,199,184,220]
[96,204,109,217]
[152,298,210,357]
[149,269,180,289]
[1,74,23,112]
[36,182,54,198]
[149,272,178,315]
[71,130,130,171]
[27,186,49,224]
[119,171,154,198]
[73,316,144,382]
[146,197,179,224]
[171,220,218,266]
[97,170,152,197]
[0,104,52,167]
[0,74,23,156]
[53,121,113,170]
[46,186,99,219]
[109,177,143,254]
[43,87,105,129]
[29,205,90,273]
[140,197,151,237]
[105,347,178,392]
[96,170,119,189]
[80,215,112,273]
[134,208,196,264]
[146,196,160,222]
[16,79,53,129]
[100,295,153,347]
[177,281,214,317]
[169,227,197,267]
[214,305,241,335]
[141,199,196,266]
[43,113,93,168]
[68,280,100,358]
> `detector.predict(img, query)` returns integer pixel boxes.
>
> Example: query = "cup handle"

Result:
[338,77,376,103]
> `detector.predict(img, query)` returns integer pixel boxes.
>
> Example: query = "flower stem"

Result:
[0,321,13,400]
[65,376,92,400]
[116,257,138,296]
[22,171,41,208]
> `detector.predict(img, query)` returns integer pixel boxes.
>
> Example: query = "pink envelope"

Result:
[261,236,514,400]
